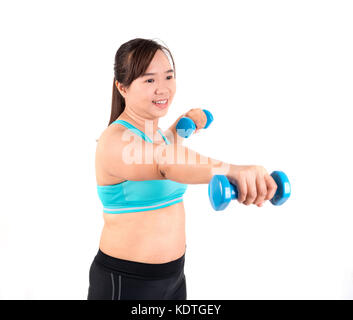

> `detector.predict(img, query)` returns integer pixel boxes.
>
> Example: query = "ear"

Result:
[115,80,126,98]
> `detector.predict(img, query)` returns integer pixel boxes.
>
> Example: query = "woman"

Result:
[87,38,277,300]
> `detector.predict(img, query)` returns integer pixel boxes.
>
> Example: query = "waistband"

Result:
[94,248,185,279]
[102,197,184,214]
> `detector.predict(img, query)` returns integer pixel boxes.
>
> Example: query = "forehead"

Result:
[146,49,172,71]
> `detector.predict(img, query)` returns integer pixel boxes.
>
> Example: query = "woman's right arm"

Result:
[102,130,277,207]
[157,143,278,207]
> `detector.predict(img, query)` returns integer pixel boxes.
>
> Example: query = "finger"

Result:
[194,109,207,130]
[236,177,247,204]
[254,174,267,206]
[199,110,208,128]
[244,176,257,205]
[264,174,278,201]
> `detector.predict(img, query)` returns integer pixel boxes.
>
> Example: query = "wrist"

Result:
[225,164,239,179]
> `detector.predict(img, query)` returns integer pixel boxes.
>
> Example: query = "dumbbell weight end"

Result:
[208,170,291,211]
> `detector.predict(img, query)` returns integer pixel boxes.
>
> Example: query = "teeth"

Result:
[153,99,167,104]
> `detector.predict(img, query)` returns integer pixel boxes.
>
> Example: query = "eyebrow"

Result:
[142,69,174,77]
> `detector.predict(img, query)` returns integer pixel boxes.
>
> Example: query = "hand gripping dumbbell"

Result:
[208,171,291,211]
[176,109,214,138]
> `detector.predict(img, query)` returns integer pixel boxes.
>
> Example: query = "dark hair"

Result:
[109,38,176,126]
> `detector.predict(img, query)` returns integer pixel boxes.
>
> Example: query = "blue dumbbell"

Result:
[176,109,214,138]
[208,171,291,211]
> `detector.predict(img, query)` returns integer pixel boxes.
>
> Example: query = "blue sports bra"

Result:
[97,119,188,214]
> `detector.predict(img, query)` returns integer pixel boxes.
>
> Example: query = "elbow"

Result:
[155,143,173,180]
[158,163,169,180]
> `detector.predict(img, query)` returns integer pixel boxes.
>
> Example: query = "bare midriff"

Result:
[99,201,186,264]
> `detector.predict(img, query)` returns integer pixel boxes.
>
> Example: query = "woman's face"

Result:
[118,49,176,118]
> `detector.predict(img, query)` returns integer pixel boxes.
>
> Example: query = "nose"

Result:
[155,80,174,95]
[156,88,170,95]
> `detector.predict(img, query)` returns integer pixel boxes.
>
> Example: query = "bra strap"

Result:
[112,119,171,145]
[112,120,153,143]
[157,129,171,145]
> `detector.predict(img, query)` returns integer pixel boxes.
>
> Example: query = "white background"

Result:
[0,0,352,300]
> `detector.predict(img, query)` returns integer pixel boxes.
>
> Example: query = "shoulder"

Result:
[96,123,166,181]
[97,123,128,152]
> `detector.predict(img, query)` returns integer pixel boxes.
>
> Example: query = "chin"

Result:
[155,109,169,118]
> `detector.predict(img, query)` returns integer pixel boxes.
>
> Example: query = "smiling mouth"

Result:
[152,99,168,107]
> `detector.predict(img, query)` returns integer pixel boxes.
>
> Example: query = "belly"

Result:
[99,201,186,263]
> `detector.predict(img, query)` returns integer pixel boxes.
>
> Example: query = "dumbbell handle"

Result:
[208,171,291,211]
[176,109,213,138]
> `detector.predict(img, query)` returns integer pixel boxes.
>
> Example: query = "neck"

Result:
[119,107,160,140]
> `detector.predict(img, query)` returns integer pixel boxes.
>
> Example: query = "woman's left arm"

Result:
[164,108,208,145]
[164,113,186,145]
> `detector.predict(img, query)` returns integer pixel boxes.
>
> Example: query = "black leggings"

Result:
[87,248,187,300]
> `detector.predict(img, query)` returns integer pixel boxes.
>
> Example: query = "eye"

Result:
[146,75,174,83]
